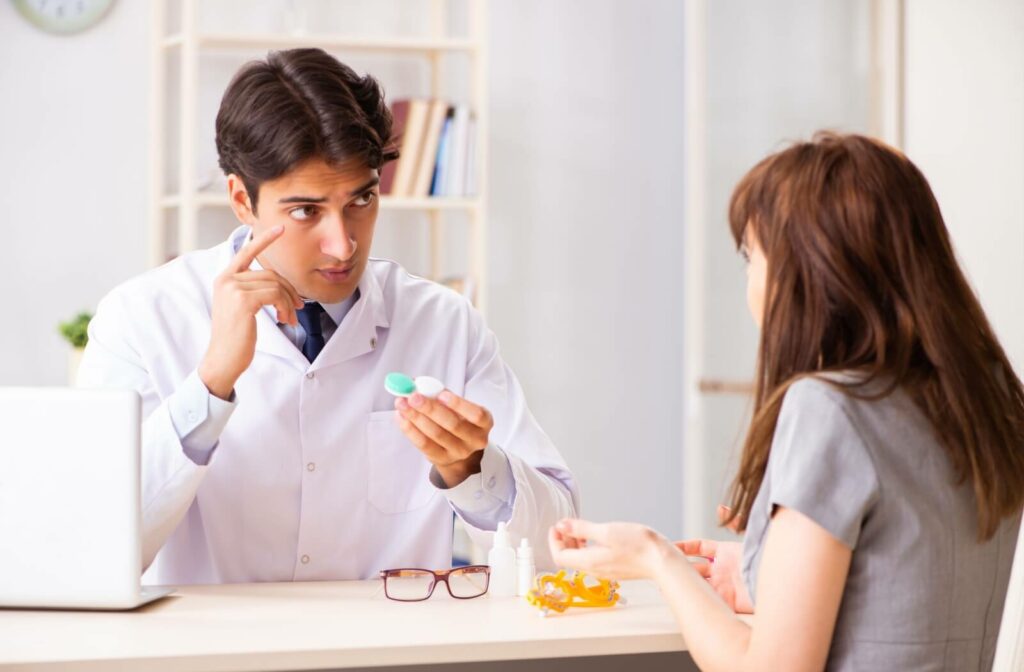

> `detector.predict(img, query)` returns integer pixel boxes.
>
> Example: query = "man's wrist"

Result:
[198,360,236,401]
[436,450,484,488]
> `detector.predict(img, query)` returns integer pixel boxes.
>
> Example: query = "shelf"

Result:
[161,33,479,54]
[697,379,755,396]
[160,192,481,212]
[378,197,481,211]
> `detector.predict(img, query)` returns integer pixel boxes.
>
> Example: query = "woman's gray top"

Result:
[741,374,1021,671]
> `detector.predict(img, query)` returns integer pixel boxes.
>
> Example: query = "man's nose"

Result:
[320,216,356,261]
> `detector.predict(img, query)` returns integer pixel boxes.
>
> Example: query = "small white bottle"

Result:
[516,538,536,597]
[487,521,517,598]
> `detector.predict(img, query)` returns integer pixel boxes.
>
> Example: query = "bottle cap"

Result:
[384,372,416,397]
[414,375,445,399]
[493,521,511,548]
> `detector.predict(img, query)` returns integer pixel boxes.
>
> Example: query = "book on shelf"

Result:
[379,99,409,195]
[430,109,454,197]
[382,98,477,199]
[464,115,478,197]
[390,99,430,197]
[411,100,449,198]
[444,105,471,197]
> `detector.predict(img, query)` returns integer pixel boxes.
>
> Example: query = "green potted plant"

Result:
[59,312,92,384]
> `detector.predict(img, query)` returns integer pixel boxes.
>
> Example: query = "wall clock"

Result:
[13,0,115,35]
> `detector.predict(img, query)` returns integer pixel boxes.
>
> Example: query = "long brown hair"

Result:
[725,132,1024,541]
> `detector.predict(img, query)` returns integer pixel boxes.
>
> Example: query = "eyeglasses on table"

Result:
[378,565,491,601]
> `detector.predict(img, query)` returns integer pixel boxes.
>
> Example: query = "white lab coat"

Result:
[78,226,579,585]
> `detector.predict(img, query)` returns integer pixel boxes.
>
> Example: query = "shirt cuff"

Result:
[430,444,516,530]
[167,370,238,466]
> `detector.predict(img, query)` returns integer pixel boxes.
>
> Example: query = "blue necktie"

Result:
[296,302,326,363]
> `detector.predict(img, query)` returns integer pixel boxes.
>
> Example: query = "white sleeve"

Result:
[451,305,581,571]
[167,370,237,465]
[75,292,212,571]
[429,444,516,527]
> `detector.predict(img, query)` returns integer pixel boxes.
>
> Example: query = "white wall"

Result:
[487,0,687,536]
[686,0,873,538]
[903,0,1024,373]
[0,1,150,385]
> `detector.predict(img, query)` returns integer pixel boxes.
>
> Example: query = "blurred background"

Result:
[1,0,1021,543]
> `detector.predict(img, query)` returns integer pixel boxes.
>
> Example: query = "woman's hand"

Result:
[675,539,753,614]
[548,519,679,580]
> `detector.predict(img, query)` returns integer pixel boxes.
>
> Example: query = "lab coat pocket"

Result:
[365,410,438,515]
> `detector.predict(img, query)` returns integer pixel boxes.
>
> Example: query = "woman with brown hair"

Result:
[550,133,1024,671]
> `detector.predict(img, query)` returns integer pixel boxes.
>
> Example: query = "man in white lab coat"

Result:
[78,48,579,585]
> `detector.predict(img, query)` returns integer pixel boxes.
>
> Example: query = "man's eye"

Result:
[289,205,319,221]
[350,191,376,208]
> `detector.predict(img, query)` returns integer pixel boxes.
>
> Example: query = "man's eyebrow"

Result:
[348,176,380,196]
[276,177,380,204]
[278,195,328,205]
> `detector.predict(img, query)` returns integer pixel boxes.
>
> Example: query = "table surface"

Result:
[0,579,689,671]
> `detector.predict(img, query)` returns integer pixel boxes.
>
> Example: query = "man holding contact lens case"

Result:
[78,48,578,586]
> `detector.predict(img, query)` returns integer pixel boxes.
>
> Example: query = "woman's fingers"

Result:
[550,544,614,574]
[554,518,609,546]
[691,559,713,578]
[717,505,743,532]
[676,538,719,559]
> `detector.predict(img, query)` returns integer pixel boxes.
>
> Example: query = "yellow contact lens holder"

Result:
[525,570,623,616]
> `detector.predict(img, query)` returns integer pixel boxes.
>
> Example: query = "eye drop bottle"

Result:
[487,521,517,598]
[516,538,536,596]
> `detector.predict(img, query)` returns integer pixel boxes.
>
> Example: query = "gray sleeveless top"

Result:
[742,374,1021,671]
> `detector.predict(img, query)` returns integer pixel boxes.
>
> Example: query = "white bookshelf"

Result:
[149,0,490,312]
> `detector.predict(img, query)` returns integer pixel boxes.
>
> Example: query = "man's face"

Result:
[229,158,380,304]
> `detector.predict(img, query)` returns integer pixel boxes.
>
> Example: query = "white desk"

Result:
[0,580,694,671]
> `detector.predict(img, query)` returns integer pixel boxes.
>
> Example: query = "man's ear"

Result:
[226,174,256,224]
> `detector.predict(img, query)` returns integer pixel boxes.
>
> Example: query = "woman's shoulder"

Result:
[776,370,936,480]
[781,370,903,417]
[780,372,865,417]
[763,372,884,550]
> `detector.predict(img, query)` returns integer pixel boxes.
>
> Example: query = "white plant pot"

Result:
[68,347,84,386]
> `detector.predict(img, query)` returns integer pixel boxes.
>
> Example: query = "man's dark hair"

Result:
[215,48,396,213]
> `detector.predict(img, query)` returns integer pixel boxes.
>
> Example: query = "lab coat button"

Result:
[487,476,497,489]
[307,462,316,472]
[305,372,314,380]
[301,554,310,564]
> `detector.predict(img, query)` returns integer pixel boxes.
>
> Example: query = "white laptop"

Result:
[0,387,173,610]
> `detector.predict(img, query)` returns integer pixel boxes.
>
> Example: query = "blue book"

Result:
[431,111,454,196]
